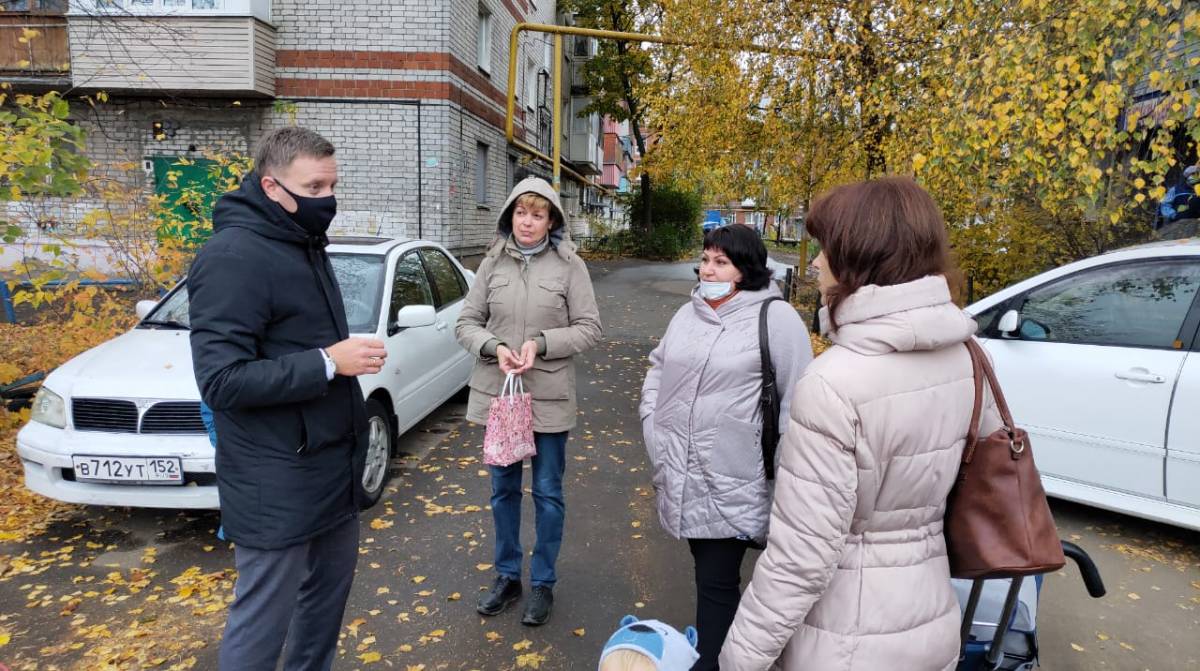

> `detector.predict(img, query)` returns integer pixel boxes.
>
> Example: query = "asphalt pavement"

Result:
[0,258,1196,670]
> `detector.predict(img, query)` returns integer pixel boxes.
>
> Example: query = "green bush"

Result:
[624,181,704,260]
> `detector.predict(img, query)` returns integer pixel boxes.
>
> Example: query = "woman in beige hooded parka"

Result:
[719,177,1000,671]
[456,177,602,627]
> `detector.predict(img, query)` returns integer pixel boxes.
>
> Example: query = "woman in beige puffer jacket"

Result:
[719,177,1000,671]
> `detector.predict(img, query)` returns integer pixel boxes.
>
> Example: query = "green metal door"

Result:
[150,156,220,246]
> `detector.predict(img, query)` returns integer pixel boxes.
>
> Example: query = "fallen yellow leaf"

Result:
[1097,633,1110,641]
[412,576,427,584]
[359,651,381,663]
[448,592,462,601]
[476,563,494,571]
[369,518,394,530]
[347,618,367,637]
[516,651,546,668]
[1127,592,1141,600]
[1071,643,1085,652]
[1119,642,1135,651]
[399,644,413,652]
[573,628,586,637]
[0,632,10,646]
[486,631,502,642]
[513,639,533,651]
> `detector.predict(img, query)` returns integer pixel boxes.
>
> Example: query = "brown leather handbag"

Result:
[944,339,1066,579]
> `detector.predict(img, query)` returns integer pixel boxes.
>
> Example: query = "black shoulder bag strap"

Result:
[759,297,784,480]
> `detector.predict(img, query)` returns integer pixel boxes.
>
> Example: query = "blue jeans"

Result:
[489,431,568,588]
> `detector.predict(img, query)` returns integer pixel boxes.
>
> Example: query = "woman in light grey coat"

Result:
[640,224,813,670]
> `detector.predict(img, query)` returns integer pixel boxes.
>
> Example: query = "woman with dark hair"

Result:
[719,177,1002,670]
[641,224,813,670]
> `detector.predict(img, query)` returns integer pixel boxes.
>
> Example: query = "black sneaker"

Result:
[477,575,522,616]
[521,585,553,626]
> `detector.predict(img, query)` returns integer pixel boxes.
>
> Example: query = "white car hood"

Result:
[48,327,200,401]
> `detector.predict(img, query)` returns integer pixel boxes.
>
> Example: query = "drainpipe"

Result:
[417,100,424,239]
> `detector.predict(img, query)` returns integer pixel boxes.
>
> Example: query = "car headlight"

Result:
[31,387,66,429]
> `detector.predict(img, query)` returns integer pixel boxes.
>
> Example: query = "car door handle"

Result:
[1115,369,1166,384]
[435,320,448,331]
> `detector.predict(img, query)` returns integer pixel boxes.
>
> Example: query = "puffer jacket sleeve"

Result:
[767,302,814,433]
[189,243,329,411]
[639,335,666,465]
[541,255,603,360]
[455,256,500,358]
[640,340,664,422]
[720,372,858,671]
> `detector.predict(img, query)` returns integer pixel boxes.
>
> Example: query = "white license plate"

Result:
[71,455,183,485]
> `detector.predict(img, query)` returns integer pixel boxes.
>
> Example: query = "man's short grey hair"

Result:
[254,127,335,176]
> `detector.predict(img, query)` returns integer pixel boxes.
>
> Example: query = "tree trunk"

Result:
[857,4,887,177]
[631,121,652,232]
[612,7,652,233]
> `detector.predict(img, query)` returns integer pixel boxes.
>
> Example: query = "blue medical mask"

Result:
[699,280,734,300]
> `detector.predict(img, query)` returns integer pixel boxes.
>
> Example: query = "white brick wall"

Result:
[271,0,450,52]
[13,1,569,261]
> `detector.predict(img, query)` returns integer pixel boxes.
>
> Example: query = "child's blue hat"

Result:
[599,615,700,670]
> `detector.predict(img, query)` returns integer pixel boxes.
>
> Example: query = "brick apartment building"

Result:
[1,0,613,259]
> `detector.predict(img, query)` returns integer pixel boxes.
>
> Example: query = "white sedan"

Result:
[17,237,475,509]
[967,238,1200,531]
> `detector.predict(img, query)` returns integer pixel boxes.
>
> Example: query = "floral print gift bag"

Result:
[483,372,537,467]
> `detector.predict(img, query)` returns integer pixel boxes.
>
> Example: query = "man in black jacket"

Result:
[189,127,387,671]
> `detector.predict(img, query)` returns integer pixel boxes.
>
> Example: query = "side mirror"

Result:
[997,309,1020,335]
[135,300,157,320]
[394,304,436,330]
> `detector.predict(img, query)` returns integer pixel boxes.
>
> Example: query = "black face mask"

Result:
[271,178,337,236]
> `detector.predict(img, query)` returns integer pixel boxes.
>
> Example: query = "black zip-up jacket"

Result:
[188,173,368,550]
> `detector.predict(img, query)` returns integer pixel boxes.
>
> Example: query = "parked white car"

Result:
[967,238,1200,531]
[17,237,475,509]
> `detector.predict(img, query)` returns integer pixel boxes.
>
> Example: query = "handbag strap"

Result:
[759,297,784,480]
[500,371,517,399]
[963,339,1019,464]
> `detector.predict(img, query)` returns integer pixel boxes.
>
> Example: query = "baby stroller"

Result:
[955,541,1106,671]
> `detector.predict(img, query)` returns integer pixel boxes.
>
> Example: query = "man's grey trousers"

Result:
[218,515,359,671]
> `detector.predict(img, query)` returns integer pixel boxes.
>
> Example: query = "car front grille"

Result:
[71,398,206,435]
[72,398,138,433]
[140,401,206,434]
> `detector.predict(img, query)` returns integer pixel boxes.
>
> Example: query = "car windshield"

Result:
[329,253,386,333]
[143,253,386,334]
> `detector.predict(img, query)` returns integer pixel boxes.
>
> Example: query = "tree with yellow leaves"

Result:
[642,0,1200,295]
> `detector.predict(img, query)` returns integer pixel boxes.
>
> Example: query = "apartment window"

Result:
[70,0,268,18]
[476,5,492,75]
[1,0,66,10]
[476,142,489,206]
[525,58,537,111]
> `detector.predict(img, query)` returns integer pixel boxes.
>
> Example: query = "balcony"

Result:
[0,3,71,88]
[67,0,275,97]
[567,97,601,175]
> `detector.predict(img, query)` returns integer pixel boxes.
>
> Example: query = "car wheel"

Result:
[360,399,393,507]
